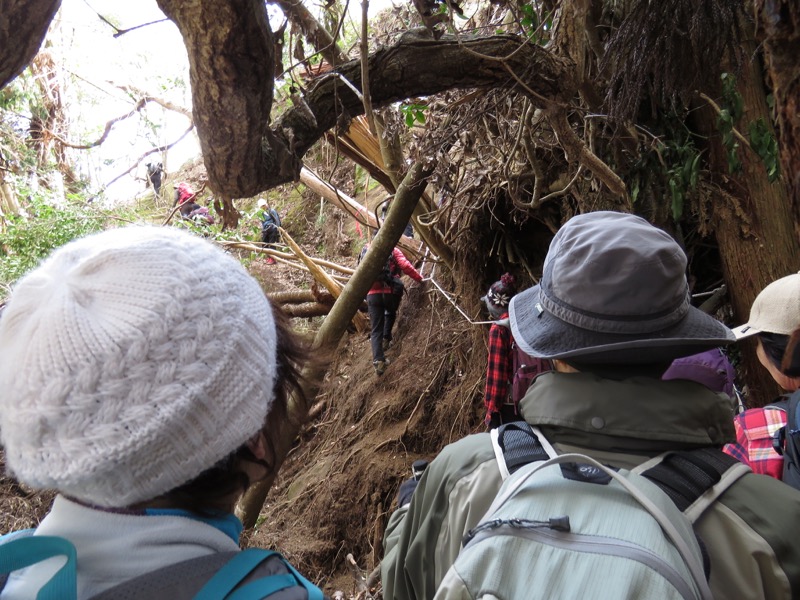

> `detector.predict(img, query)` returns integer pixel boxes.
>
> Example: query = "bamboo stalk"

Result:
[300,167,423,260]
[219,240,355,275]
[279,227,369,333]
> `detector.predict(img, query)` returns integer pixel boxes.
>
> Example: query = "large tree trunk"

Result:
[693,44,799,405]
[269,35,573,189]
[156,0,285,200]
[0,0,61,89]
[754,0,800,235]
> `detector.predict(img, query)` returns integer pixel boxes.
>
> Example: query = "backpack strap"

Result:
[491,421,555,480]
[0,535,78,600]
[780,393,800,490]
[0,528,35,592]
[214,550,323,600]
[494,423,750,522]
[482,452,714,600]
[633,448,750,522]
[87,548,323,600]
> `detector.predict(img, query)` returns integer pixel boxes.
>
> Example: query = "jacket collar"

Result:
[520,372,736,453]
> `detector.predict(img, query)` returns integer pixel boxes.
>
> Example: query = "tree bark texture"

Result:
[693,47,799,405]
[272,0,349,67]
[755,0,800,235]
[156,0,282,198]
[0,0,61,89]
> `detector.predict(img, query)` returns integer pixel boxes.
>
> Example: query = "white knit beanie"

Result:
[0,226,277,508]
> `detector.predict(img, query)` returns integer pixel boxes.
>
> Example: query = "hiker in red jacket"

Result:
[364,245,423,376]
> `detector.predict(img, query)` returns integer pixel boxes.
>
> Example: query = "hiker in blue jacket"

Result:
[0,226,324,599]
[257,198,282,264]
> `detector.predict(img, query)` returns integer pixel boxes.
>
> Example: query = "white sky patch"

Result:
[52,0,197,204]
[47,0,396,205]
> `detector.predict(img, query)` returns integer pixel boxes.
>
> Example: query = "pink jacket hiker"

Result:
[367,248,422,295]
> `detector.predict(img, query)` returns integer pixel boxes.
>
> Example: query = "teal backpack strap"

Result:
[278,558,324,600]
[193,548,324,600]
[225,574,298,600]
[194,549,277,599]
[0,535,78,600]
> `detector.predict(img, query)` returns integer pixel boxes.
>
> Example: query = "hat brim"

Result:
[509,286,735,364]
[730,323,760,340]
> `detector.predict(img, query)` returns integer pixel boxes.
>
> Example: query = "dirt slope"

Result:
[246,259,489,596]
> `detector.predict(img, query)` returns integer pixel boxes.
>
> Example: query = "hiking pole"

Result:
[418,246,432,280]
[424,273,495,326]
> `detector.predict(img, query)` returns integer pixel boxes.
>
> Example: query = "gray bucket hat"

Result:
[509,211,734,364]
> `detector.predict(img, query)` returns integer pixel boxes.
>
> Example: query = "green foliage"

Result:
[0,198,110,290]
[748,118,781,183]
[717,73,780,183]
[520,5,552,44]
[718,73,743,175]
[663,136,703,221]
[400,102,427,127]
[720,73,743,120]
[717,107,741,174]
[171,214,222,238]
[627,116,703,223]
[0,79,31,112]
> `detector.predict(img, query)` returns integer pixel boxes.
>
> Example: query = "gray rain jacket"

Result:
[382,372,800,600]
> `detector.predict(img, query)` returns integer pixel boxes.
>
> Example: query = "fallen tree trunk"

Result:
[278,227,369,333]
[269,288,336,305]
[300,167,424,261]
[281,302,335,318]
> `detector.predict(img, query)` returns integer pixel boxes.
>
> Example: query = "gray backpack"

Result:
[434,422,749,600]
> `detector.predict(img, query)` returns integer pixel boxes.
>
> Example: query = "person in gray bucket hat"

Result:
[381,211,800,600]
[509,211,733,364]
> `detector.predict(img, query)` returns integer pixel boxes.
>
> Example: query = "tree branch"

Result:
[266,35,570,190]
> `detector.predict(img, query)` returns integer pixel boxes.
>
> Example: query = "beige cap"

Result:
[732,273,800,339]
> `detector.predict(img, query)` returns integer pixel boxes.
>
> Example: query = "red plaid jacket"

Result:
[484,316,512,424]
[723,404,787,481]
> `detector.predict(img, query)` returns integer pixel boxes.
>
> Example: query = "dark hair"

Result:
[758,329,800,378]
[155,299,312,516]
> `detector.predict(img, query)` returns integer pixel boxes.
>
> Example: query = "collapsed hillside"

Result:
[244,248,491,596]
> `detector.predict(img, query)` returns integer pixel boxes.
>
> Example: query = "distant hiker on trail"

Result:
[146,161,164,196]
[258,198,281,264]
[361,243,423,376]
[0,227,325,600]
[381,211,800,600]
[173,181,197,216]
[482,273,550,428]
[185,201,215,225]
[724,274,800,490]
